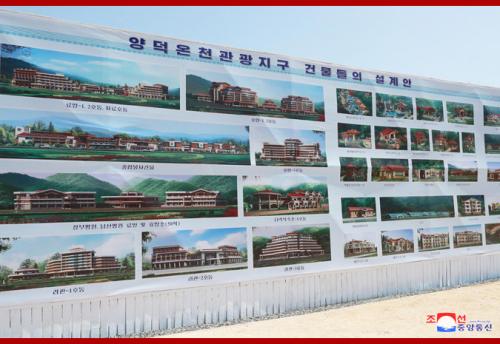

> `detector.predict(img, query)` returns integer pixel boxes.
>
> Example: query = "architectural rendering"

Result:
[453,225,483,248]
[375,93,413,119]
[336,88,372,116]
[416,98,444,122]
[380,195,455,221]
[381,229,415,256]
[337,123,372,149]
[417,227,450,252]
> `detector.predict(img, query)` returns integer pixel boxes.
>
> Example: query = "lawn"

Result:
[0,147,250,165]
[0,83,180,109]
[0,271,135,292]
[253,255,331,268]
[0,206,238,224]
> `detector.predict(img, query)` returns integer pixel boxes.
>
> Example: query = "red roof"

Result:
[380,128,397,136]
[381,165,407,172]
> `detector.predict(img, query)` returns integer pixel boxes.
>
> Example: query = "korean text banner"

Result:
[0,10,498,307]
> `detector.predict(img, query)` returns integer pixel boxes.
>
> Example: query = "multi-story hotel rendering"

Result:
[12,68,169,100]
[419,232,450,251]
[151,245,243,270]
[344,240,377,258]
[258,232,325,261]
[13,126,246,154]
[455,230,483,248]
[251,190,324,211]
[260,138,323,163]
[8,246,122,280]
[13,189,96,210]
[195,81,316,114]
[163,189,221,208]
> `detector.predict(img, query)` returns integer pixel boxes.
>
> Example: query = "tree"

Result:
[32,121,46,131]
[19,258,37,269]
[142,232,154,254]
[70,127,84,135]
[0,265,13,285]
[0,237,18,253]
[121,253,135,270]
[48,122,55,133]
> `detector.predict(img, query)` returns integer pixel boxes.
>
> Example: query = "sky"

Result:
[382,229,414,241]
[453,224,482,233]
[0,233,134,270]
[143,227,247,258]
[243,174,327,190]
[4,44,180,87]
[3,7,500,89]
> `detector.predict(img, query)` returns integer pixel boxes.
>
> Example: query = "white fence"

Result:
[1,251,499,338]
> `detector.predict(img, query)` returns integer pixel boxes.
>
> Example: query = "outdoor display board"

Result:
[0,9,499,307]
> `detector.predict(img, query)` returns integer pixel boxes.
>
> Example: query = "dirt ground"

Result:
[161,280,500,338]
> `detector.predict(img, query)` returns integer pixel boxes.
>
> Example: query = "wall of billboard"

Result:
[0,10,499,308]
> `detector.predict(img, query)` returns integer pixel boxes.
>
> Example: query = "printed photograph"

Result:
[453,224,483,248]
[337,123,372,149]
[375,93,413,119]
[253,127,327,167]
[336,88,372,116]
[186,70,325,121]
[410,128,430,151]
[381,229,414,256]
[0,44,180,109]
[243,175,328,216]
[447,102,474,125]
[371,158,409,182]
[461,132,476,154]
[380,196,455,221]
[416,98,444,122]
[340,157,368,182]
[487,161,500,182]
[374,126,407,150]
[487,196,500,216]
[484,105,500,127]
[448,161,478,182]
[485,223,500,245]
[0,233,134,292]
[253,224,331,268]
[343,232,378,259]
[432,130,460,152]
[456,195,485,217]
[341,197,377,223]
[417,227,450,252]
[412,159,445,182]
[0,172,238,224]
[0,109,250,165]
[142,227,247,278]
[485,134,500,154]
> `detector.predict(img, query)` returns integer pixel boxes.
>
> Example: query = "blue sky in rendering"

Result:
[0,234,134,270]
[143,228,247,257]
[3,44,179,87]
[417,226,449,236]
[382,229,413,241]
[0,108,249,142]
[488,161,500,170]
[189,70,324,103]
[252,127,325,152]
[3,7,500,88]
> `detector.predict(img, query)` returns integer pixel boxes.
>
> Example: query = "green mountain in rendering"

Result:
[186,74,212,95]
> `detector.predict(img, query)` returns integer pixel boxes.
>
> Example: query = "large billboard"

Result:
[0,9,499,307]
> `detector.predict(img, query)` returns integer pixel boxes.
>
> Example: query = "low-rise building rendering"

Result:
[13,189,96,210]
[375,164,408,180]
[251,190,324,211]
[163,189,220,208]
[11,68,169,100]
[347,206,375,219]
[455,231,483,247]
[151,245,243,270]
[12,126,246,154]
[8,246,122,281]
[259,232,325,261]
[488,169,500,181]
[382,237,414,254]
[344,240,377,257]
[419,233,450,251]
[102,192,160,208]
[260,138,323,163]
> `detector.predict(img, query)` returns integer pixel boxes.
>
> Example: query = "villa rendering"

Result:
[416,98,444,122]
[412,159,445,182]
[447,102,474,125]
[484,105,500,127]
[340,157,368,182]
[375,93,413,119]
[371,158,409,182]
[341,197,377,223]
[337,123,372,149]
[485,134,500,154]
[448,162,478,182]
[375,126,408,150]
[462,132,476,153]
[381,229,415,256]
[487,162,500,182]
[453,225,483,248]
[457,195,485,217]
[432,130,460,152]
[344,238,378,258]
[486,223,500,245]
[336,88,372,116]
[417,227,450,252]
[410,128,430,151]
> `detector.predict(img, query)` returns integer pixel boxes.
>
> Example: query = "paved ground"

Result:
[160,280,500,338]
